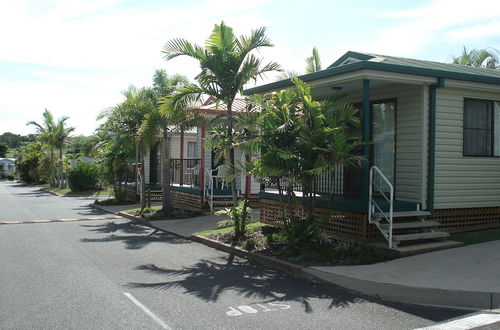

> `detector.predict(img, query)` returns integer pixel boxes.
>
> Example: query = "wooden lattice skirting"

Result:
[260,198,500,243]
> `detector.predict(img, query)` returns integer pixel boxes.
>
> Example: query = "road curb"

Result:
[42,188,60,196]
[88,205,499,311]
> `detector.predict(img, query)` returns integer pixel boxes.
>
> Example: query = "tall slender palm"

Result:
[27,109,56,187]
[162,21,280,206]
[99,85,156,209]
[278,46,322,80]
[53,116,75,188]
[140,70,190,215]
[305,47,322,73]
[452,47,499,68]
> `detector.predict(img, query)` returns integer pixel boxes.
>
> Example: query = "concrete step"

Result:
[393,240,464,256]
[374,210,431,219]
[379,220,441,230]
[393,231,450,243]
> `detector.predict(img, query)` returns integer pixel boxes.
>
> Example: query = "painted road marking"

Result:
[0,216,123,225]
[226,302,291,316]
[123,292,171,330]
[415,313,500,330]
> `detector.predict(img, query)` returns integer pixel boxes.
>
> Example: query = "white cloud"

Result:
[0,0,276,135]
[344,0,500,57]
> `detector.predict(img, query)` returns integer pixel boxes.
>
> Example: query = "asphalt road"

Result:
[0,181,479,329]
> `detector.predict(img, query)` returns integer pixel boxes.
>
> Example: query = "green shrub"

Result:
[68,162,98,191]
[242,237,267,251]
[215,199,252,238]
[6,174,15,180]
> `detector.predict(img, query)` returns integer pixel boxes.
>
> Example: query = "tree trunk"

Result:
[58,147,64,188]
[134,142,139,188]
[50,148,55,188]
[227,100,238,207]
[140,151,146,211]
[161,129,173,215]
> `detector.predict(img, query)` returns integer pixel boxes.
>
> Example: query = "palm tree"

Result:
[27,109,56,187]
[162,21,280,206]
[53,116,75,188]
[452,47,499,68]
[139,70,191,215]
[277,46,322,80]
[305,47,322,73]
[248,78,362,225]
[98,85,156,209]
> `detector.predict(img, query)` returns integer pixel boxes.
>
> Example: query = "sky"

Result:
[1,0,500,136]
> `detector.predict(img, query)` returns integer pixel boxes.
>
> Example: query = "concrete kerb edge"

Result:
[189,235,497,310]
[88,205,500,311]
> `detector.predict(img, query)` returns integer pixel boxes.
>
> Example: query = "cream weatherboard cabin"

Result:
[139,98,261,212]
[243,51,500,248]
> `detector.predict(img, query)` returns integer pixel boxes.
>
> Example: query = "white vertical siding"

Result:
[434,86,500,208]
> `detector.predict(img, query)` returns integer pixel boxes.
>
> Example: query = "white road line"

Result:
[415,313,500,330]
[123,292,172,330]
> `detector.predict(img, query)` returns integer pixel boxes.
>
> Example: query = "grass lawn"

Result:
[197,222,400,266]
[450,228,500,245]
[44,185,115,197]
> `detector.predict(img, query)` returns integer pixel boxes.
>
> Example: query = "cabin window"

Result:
[463,98,500,156]
[187,142,197,158]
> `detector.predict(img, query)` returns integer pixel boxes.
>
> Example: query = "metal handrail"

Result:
[368,166,394,248]
[204,168,214,212]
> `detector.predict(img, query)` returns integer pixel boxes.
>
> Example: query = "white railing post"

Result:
[204,168,213,212]
[368,166,394,248]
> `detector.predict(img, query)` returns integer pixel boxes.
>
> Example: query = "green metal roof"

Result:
[243,51,500,95]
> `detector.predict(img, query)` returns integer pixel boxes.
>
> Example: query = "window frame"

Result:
[463,97,500,157]
[187,141,197,158]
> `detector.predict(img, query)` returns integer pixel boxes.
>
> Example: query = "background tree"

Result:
[139,70,190,215]
[452,47,499,68]
[15,141,45,183]
[53,116,75,188]
[162,21,280,207]
[27,109,57,187]
[97,85,155,206]
[305,47,322,73]
[0,143,7,157]
[278,47,323,80]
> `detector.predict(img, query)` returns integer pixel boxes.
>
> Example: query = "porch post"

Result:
[362,79,371,207]
[180,130,184,186]
[200,120,206,194]
[245,154,251,198]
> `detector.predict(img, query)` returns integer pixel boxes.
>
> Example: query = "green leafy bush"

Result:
[68,162,98,191]
[215,199,252,238]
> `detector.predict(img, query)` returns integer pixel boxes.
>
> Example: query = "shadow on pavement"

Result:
[126,256,467,321]
[72,206,107,217]
[13,190,52,197]
[80,221,190,249]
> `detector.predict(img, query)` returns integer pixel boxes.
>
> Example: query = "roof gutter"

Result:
[243,61,500,95]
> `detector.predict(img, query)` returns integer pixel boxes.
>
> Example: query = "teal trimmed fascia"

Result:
[243,61,500,95]
[327,51,375,68]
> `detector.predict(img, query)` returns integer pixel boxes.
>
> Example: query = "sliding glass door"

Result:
[372,100,396,193]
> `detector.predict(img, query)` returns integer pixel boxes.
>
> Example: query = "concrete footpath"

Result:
[92,203,500,310]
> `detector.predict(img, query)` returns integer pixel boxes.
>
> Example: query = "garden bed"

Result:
[124,205,202,221]
[199,222,400,266]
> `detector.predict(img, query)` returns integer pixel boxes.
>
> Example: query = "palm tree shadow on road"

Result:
[80,220,190,249]
[126,256,467,321]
